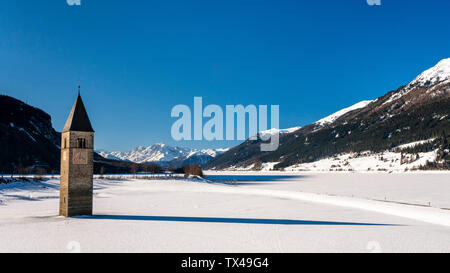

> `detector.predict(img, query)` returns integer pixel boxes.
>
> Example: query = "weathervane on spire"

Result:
[78,79,81,95]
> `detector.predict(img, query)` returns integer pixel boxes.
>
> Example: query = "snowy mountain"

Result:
[206,58,450,170]
[410,58,450,86]
[258,127,302,139]
[98,144,190,163]
[97,144,228,167]
[314,100,374,127]
[256,101,373,139]
[383,58,450,105]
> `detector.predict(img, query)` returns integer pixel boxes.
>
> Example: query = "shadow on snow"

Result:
[78,215,399,226]
[205,175,309,186]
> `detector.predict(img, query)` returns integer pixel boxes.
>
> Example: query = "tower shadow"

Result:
[78,215,399,226]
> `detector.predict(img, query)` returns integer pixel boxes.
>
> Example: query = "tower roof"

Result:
[63,93,94,133]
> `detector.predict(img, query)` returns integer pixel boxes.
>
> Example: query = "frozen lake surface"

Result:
[0,172,449,253]
[206,171,450,208]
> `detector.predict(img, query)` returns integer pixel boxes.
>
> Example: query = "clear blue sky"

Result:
[1,0,449,151]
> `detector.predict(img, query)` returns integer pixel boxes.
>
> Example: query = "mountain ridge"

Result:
[97,144,228,168]
[205,58,450,170]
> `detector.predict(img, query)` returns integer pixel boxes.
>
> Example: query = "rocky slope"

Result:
[0,95,61,173]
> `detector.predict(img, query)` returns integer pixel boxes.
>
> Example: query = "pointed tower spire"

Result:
[62,92,94,133]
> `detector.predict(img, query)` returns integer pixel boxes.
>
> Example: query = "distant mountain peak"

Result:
[410,58,450,86]
[97,144,228,164]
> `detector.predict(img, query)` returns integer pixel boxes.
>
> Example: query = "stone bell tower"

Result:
[60,89,95,217]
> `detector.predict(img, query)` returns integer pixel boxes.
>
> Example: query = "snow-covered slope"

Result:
[196,148,229,158]
[223,137,443,172]
[253,58,449,140]
[258,127,302,139]
[384,58,450,104]
[255,101,373,139]
[315,100,374,127]
[410,58,450,86]
[284,149,440,173]
[97,144,227,164]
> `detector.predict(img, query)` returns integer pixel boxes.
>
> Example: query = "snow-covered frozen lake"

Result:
[206,171,450,208]
[0,172,449,253]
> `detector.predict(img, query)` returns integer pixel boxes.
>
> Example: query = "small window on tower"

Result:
[64,138,67,149]
[77,138,87,148]
[77,138,85,148]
